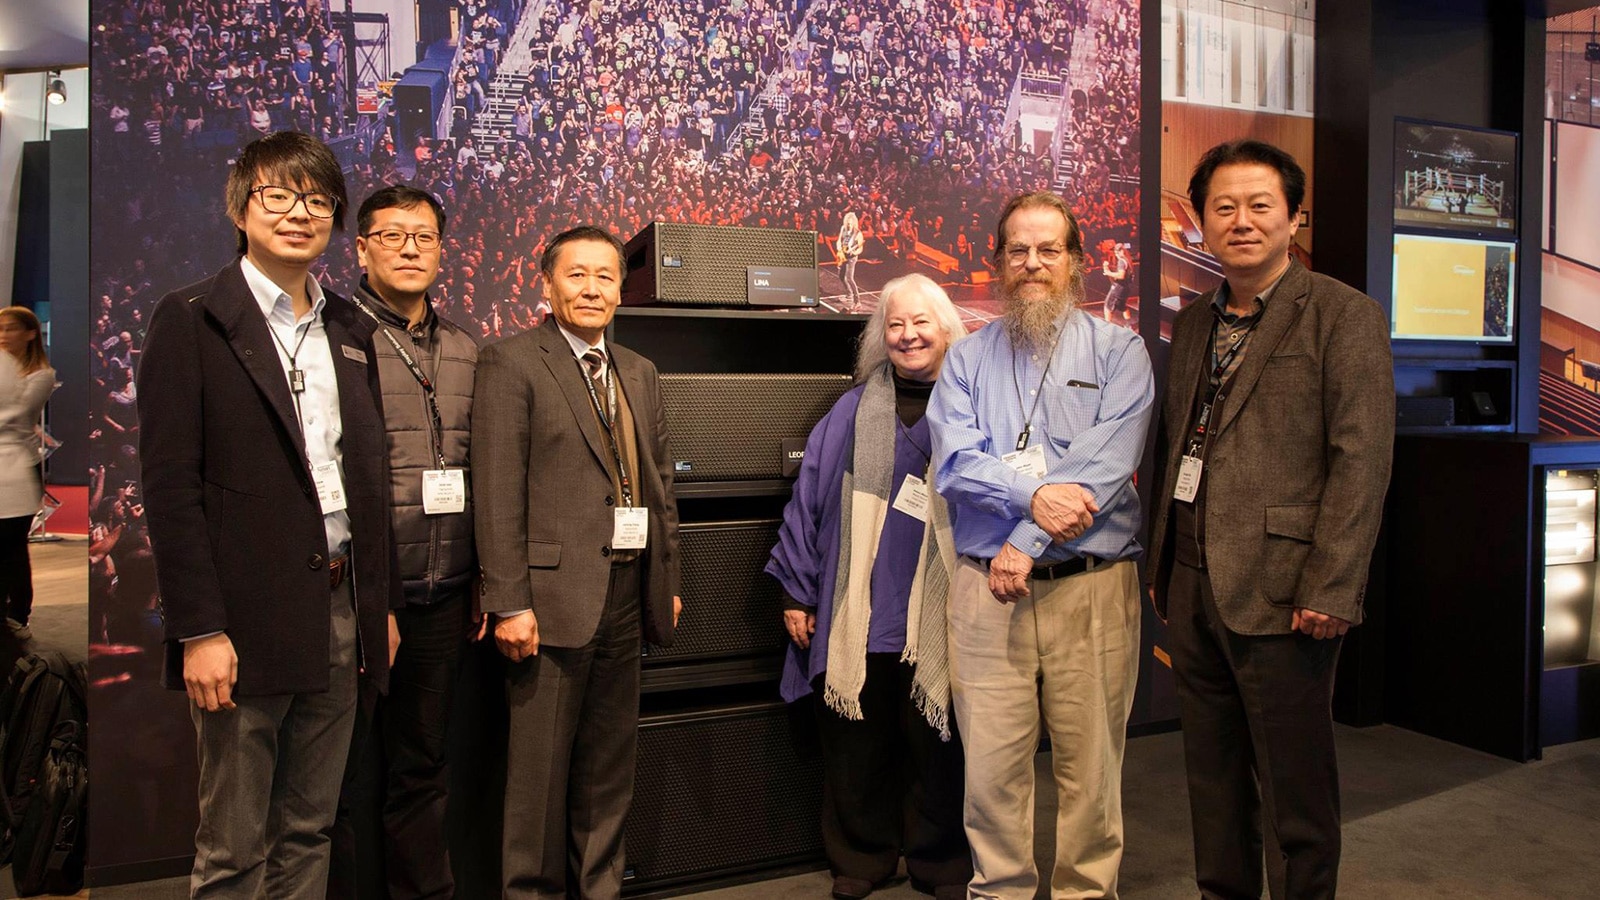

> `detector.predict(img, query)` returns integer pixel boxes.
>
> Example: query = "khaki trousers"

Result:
[948,557,1140,900]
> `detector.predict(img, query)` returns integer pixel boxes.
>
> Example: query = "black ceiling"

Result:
[0,0,88,73]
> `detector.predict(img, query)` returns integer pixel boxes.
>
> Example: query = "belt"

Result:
[328,554,350,590]
[975,554,1102,581]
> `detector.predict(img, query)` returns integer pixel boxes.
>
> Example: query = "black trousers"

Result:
[814,652,972,889]
[0,515,34,625]
[1166,561,1343,900]
[331,591,469,900]
[502,559,642,900]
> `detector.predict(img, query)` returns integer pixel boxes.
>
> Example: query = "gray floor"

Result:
[84,725,1600,899]
[17,540,1600,898]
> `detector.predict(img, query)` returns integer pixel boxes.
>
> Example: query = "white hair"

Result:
[853,273,967,383]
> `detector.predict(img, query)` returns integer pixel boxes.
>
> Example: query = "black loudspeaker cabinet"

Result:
[623,699,823,893]
[661,373,853,483]
[623,221,819,307]
[645,519,787,667]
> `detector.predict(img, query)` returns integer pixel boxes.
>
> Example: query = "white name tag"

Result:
[311,460,348,513]
[1173,455,1203,503]
[1002,444,1048,479]
[892,473,931,522]
[613,507,649,550]
[422,469,466,514]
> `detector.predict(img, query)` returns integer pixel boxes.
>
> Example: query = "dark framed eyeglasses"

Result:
[252,185,338,218]
[363,229,443,251]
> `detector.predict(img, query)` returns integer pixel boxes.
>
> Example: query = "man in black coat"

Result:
[138,131,398,899]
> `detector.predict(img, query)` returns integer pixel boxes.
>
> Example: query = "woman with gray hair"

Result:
[767,274,972,900]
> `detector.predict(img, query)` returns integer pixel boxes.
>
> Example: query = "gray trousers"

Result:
[190,578,359,899]
[502,559,643,900]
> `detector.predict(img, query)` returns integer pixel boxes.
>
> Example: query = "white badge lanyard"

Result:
[892,416,934,523]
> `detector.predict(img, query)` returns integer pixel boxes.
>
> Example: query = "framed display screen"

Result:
[1393,118,1519,236]
[1390,232,1516,343]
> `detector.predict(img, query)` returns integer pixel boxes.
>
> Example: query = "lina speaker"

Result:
[622,221,819,308]
[623,701,823,891]
[643,519,787,667]
[660,373,853,483]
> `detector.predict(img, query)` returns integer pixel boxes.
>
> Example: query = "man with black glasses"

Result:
[138,132,397,898]
[331,185,479,900]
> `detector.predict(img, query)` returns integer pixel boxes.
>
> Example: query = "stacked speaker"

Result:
[612,288,861,894]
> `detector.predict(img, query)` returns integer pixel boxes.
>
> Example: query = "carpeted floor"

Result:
[80,726,1600,899]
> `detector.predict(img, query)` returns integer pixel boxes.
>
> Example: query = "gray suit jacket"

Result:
[1147,260,1395,635]
[471,317,679,648]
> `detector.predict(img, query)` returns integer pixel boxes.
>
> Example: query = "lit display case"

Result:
[1388,436,1600,761]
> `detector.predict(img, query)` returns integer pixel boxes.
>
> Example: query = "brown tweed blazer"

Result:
[1147,260,1395,635]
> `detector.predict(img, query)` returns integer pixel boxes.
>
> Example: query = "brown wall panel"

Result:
[1160,102,1316,254]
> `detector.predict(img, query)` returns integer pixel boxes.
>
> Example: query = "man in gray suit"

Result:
[1147,139,1394,900]
[472,225,681,899]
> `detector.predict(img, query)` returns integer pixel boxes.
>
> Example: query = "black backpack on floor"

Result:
[0,652,88,861]
[10,720,87,896]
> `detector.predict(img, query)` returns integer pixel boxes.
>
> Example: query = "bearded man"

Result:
[928,191,1154,900]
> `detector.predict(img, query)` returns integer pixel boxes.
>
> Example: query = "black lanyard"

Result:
[350,296,448,469]
[1186,315,1260,457]
[578,352,634,508]
[1011,324,1067,452]
[266,312,315,445]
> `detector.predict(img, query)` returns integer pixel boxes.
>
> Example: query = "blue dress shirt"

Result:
[928,309,1154,563]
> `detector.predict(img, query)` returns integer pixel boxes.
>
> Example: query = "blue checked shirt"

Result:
[928,310,1154,563]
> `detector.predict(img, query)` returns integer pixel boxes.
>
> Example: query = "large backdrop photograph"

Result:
[86,0,1143,874]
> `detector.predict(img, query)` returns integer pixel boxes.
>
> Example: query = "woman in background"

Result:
[768,274,973,900]
[0,306,57,642]
[837,210,866,312]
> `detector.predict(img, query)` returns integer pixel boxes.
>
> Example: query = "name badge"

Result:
[613,507,649,550]
[311,460,348,514]
[892,473,931,523]
[1173,455,1203,503]
[1001,444,1048,479]
[341,345,368,365]
[422,469,466,515]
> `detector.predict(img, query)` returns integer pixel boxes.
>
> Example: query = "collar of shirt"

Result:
[1212,268,1287,325]
[357,275,434,336]
[241,255,326,324]
[556,321,609,377]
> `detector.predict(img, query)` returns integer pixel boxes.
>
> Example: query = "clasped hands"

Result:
[989,484,1099,604]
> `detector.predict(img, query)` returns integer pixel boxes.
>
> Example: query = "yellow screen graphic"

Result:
[1391,236,1511,339]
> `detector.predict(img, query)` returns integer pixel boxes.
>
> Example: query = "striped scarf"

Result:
[822,366,955,740]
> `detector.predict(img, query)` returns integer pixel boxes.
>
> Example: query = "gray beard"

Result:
[1002,280,1078,350]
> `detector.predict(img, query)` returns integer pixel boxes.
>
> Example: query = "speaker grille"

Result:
[661,373,852,483]
[633,222,818,306]
[646,520,786,666]
[624,702,822,890]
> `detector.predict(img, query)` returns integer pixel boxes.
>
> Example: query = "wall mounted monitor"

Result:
[1394,118,1519,235]
[1390,232,1516,343]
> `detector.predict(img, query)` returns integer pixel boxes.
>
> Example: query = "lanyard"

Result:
[578,353,635,508]
[266,313,314,444]
[1186,316,1260,457]
[1011,325,1067,452]
[350,296,448,469]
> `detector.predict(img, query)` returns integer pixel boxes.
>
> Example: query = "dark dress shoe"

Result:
[909,875,967,900]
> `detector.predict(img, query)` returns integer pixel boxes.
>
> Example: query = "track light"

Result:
[46,72,65,106]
